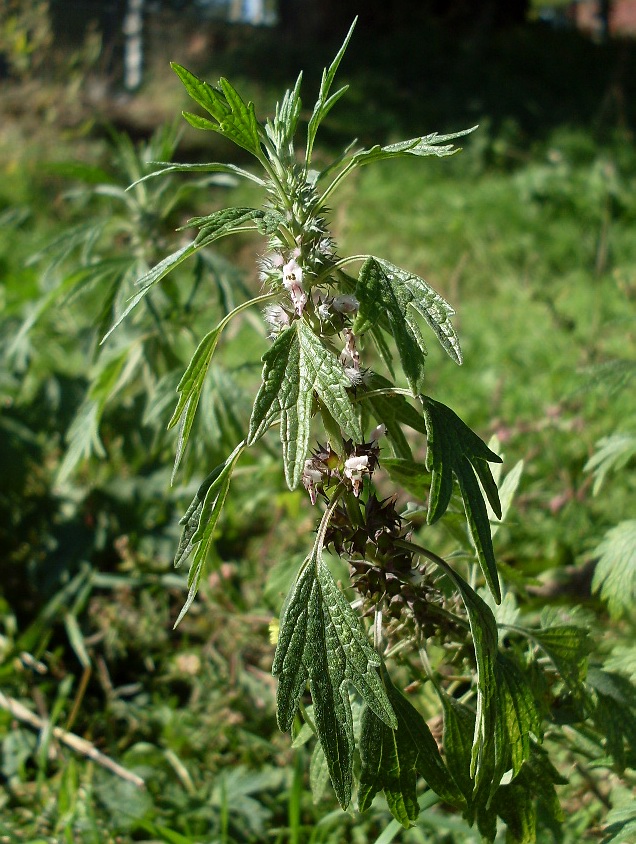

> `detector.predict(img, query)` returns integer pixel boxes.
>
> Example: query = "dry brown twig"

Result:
[0,691,145,788]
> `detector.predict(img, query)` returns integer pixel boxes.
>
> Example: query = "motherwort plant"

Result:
[102,21,634,841]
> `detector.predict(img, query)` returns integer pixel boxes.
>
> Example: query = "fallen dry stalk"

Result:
[0,691,145,788]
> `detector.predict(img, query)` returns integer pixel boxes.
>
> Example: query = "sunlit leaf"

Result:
[422,396,502,602]
[173,442,245,627]
[591,520,636,619]
[351,126,478,166]
[306,18,356,166]
[248,321,362,488]
[273,535,395,808]
[354,258,462,392]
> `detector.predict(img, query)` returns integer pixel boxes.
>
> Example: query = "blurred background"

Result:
[1,1,635,841]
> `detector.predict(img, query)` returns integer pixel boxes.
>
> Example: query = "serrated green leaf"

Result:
[592,520,636,619]
[172,64,263,158]
[489,744,565,843]
[351,126,478,166]
[359,670,464,827]
[268,71,303,153]
[182,111,217,132]
[354,258,462,393]
[588,668,636,771]
[172,441,245,627]
[56,343,145,482]
[103,213,273,344]
[180,207,265,241]
[309,741,330,803]
[438,691,476,807]
[422,396,502,602]
[248,322,362,488]
[217,77,263,157]
[406,542,502,797]
[171,62,229,122]
[99,243,193,342]
[272,524,395,809]
[602,802,636,844]
[167,292,273,480]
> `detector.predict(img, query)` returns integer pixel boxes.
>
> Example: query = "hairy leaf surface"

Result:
[172,65,263,158]
[273,549,395,808]
[168,293,273,479]
[531,625,591,703]
[248,321,362,488]
[351,126,478,166]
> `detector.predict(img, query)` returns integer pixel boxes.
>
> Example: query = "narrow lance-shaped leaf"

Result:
[421,395,503,603]
[273,496,395,809]
[398,540,503,797]
[269,71,303,152]
[102,210,268,344]
[217,77,263,157]
[306,18,357,166]
[248,321,362,489]
[354,258,462,394]
[168,292,275,480]
[438,690,476,810]
[129,161,267,188]
[359,668,464,828]
[172,441,245,627]
[171,62,229,122]
[180,206,265,243]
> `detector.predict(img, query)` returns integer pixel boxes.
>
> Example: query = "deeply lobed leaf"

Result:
[273,551,395,808]
[248,321,362,488]
[354,258,462,393]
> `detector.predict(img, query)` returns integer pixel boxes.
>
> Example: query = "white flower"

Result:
[339,328,360,370]
[282,258,307,316]
[344,454,370,497]
[283,258,303,287]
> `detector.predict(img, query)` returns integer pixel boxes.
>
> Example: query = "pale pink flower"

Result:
[282,258,307,316]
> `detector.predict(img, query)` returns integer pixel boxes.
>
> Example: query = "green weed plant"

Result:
[93,21,636,840]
